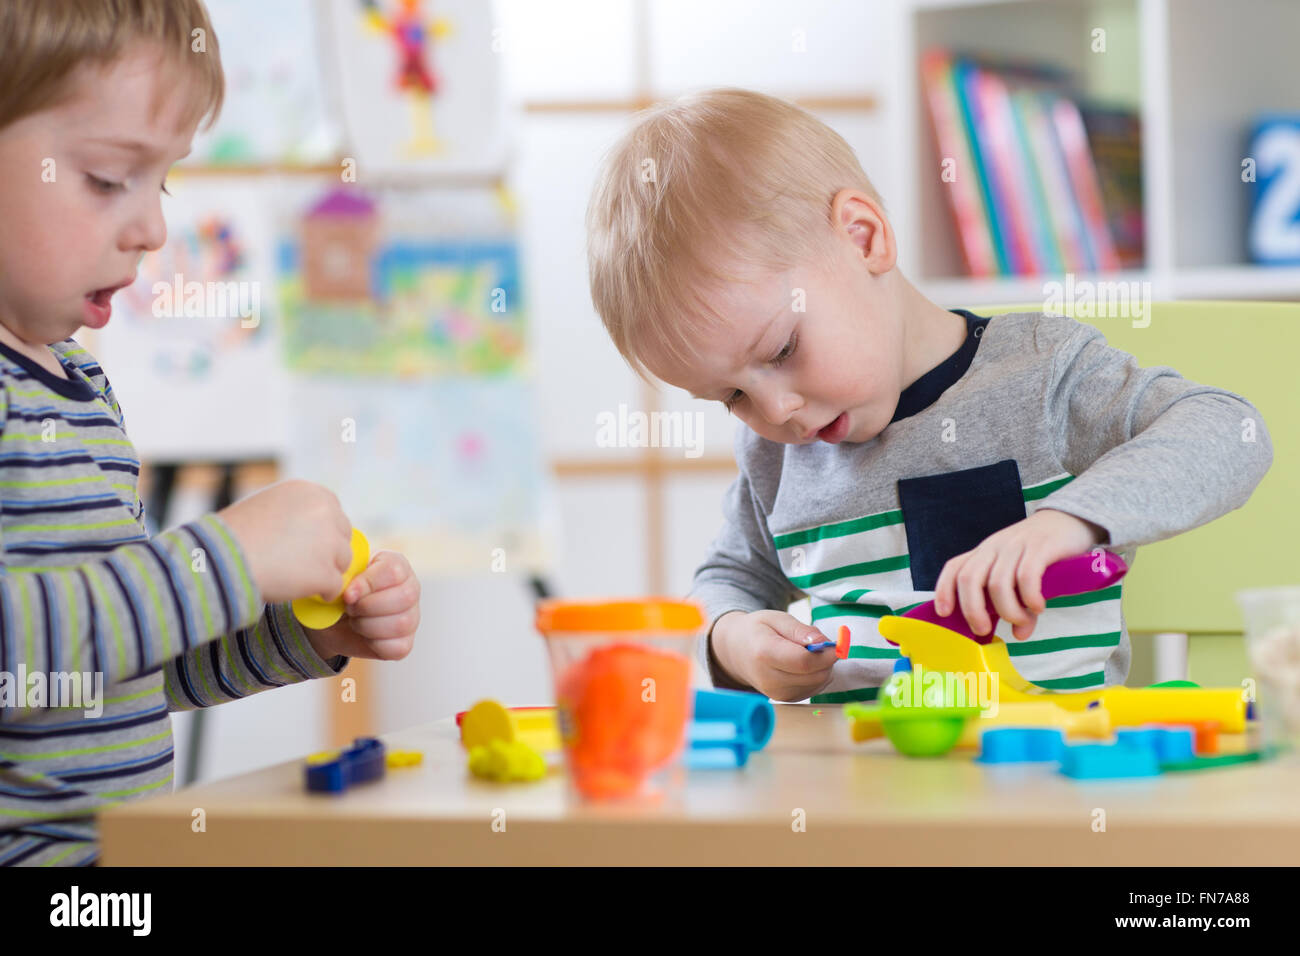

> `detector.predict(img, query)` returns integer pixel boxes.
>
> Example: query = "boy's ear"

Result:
[831,189,896,274]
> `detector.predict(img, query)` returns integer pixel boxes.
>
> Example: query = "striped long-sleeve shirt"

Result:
[690,310,1274,703]
[0,337,349,866]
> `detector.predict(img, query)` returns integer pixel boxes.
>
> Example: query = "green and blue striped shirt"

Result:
[0,338,347,866]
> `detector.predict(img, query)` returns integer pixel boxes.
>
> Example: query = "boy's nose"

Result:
[121,195,168,254]
[752,388,802,428]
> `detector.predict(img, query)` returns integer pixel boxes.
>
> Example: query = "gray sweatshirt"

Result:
[689,309,1274,704]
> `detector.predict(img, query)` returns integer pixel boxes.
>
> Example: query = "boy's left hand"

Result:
[932,509,1108,641]
[302,551,421,662]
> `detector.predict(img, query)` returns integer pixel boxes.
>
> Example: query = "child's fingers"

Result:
[956,551,997,635]
[987,550,1029,626]
[764,628,837,675]
[346,608,420,645]
[933,555,964,616]
[1016,554,1047,614]
[342,551,409,604]
[345,576,419,618]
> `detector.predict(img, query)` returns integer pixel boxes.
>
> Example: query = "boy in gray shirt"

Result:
[585,88,1272,704]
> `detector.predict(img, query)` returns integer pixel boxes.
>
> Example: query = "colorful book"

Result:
[920,50,998,277]
[973,65,1044,274]
[1016,89,1091,272]
[953,57,1013,274]
[1080,105,1144,269]
[1051,96,1122,272]
[1008,88,1065,274]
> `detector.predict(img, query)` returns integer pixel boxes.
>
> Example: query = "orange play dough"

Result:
[556,642,691,798]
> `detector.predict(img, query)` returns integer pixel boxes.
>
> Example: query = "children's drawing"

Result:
[326,0,505,174]
[279,188,525,376]
[361,0,454,157]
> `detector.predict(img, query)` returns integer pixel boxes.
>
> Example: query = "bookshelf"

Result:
[887,0,1300,307]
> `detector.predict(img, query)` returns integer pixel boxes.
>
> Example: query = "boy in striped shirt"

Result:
[585,88,1273,704]
[0,0,421,865]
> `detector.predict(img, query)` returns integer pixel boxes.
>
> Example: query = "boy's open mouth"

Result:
[816,411,849,443]
[83,277,132,327]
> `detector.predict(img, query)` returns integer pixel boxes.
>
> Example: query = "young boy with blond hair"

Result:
[586,88,1273,704]
[0,0,421,866]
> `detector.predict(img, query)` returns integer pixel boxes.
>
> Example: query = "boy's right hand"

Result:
[710,609,837,702]
[216,480,355,605]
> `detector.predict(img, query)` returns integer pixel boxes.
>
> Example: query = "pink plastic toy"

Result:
[893,550,1128,646]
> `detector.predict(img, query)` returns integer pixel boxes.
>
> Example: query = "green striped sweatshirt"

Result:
[0,338,348,867]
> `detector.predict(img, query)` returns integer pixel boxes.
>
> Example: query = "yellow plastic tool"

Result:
[459,700,561,753]
[956,702,1111,749]
[846,696,1111,747]
[879,616,1247,732]
[292,528,370,630]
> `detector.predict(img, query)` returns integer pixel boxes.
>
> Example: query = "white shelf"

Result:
[921,269,1161,308]
[892,0,1300,304]
[1170,265,1300,301]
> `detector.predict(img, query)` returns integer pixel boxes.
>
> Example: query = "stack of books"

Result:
[921,49,1143,278]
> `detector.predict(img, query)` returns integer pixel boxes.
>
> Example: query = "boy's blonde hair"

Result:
[586,88,883,381]
[0,0,224,133]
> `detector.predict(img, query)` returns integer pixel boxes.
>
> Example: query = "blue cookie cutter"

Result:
[305,737,386,793]
[977,727,1067,764]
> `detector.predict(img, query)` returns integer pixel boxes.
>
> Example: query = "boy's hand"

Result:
[217,480,354,605]
[302,551,420,663]
[932,508,1108,641]
[711,609,836,702]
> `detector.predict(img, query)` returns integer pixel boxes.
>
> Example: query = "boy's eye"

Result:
[723,390,743,412]
[770,332,798,367]
[86,173,125,194]
[161,179,172,197]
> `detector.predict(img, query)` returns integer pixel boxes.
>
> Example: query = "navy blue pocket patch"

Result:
[897,459,1026,591]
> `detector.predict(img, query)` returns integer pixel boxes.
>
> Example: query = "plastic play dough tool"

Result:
[292,528,369,629]
[896,550,1129,645]
[844,670,981,756]
[879,615,1248,731]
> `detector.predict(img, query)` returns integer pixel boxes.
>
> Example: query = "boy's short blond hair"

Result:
[0,0,224,133]
[586,88,884,381]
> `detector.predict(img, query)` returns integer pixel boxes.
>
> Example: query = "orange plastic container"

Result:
[535,599,701,800]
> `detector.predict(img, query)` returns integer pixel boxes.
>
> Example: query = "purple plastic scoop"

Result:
[894,550,1129,645]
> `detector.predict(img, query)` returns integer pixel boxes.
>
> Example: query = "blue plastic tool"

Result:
[805,640,837,653]
[684,720,749,768]
[305,737,386,793]
[1116,726,1195,763]
[977,727,1067,764]
[693,687,776,753]
[682,688,777,770]
[1060,742,1161,780]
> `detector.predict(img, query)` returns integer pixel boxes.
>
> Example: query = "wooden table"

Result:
[99,705,1300,865]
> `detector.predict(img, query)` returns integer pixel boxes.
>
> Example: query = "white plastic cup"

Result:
[1236,586,1300,757]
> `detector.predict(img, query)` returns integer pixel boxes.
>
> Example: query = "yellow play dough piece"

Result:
[386,750,423,768]
[292,528,370,629]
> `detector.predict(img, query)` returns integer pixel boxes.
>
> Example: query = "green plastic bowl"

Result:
[879,705,981,756]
